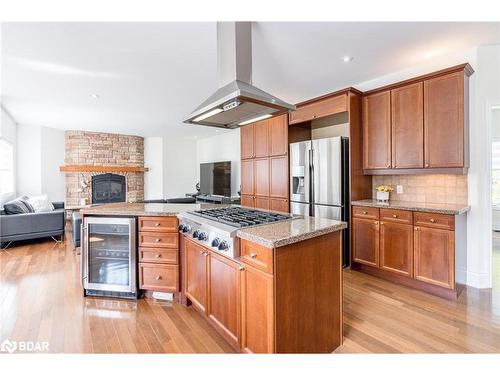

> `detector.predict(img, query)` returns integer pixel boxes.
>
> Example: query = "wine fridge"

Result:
[81,216,138,298]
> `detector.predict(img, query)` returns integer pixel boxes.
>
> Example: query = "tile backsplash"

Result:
[372,174,468,205]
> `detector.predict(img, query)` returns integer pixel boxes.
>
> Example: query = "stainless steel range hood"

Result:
[184,22,295,129]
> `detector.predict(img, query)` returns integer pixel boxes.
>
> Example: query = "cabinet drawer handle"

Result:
[155,254,162,258]
[156,276,162,280]
[380,222,384,225]
[392,214,398,218]
[415,227,419,231]
[430,218,436,223]
[203,252,209,257]
[155,238,161,242]
[200,250,204,254]
[249,253,257,259]
[387,164,391,168]
[239,266,245,271]
[425,163,429,167]
[155,222,160,227]
[362,211,367,215]
[374,221,379,225]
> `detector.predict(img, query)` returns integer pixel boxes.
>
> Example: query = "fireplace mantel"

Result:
[60,165,149,173]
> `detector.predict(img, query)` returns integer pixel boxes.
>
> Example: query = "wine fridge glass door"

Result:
[83,217,136,293]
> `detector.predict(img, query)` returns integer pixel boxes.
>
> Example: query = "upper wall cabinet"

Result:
[289,93,348,125]
[362,64,473,175]
[424,72,466,169]
[362,91,392,169]
[241,124,255,159]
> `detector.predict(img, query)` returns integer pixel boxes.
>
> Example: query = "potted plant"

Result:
[376,185,394,202]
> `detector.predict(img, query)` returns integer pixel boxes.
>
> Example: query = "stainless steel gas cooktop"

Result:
[177,207,292,258]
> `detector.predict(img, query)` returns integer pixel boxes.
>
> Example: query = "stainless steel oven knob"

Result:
[178,224,186,232]
[183,225,190,233]
[218,241,229,251]
[198,232,208,241]
[211,238,221,247]
[192,230,199,238]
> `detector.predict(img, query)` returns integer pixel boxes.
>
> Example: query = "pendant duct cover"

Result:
[184,22,295,129]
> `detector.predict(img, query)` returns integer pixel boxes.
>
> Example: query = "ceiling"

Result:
[2,22,499,139]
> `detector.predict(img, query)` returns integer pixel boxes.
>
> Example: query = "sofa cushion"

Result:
[3,197,34,214]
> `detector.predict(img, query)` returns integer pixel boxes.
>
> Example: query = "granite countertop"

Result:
[237,217,347,248]
[351,199,470,215]
[80,202,224,216]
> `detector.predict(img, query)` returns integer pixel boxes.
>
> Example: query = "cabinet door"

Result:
[269,115,288,156]
[240,195,255,208]
[363,91,392,169]
[184,239,208,313]
[240,124,255,159]
[254,120,270,158]
[391,82,424,169]
[352,217,379,267]
[254,158,270,197]
[240,159,254,195]
[270,156,289,199]
[270,198,289,213]
[379,221,413,277]
[424,71,465,168]
[241,265,274,354]
[414,226,455,289]
[208,252,242,348]
[254,197,270,210]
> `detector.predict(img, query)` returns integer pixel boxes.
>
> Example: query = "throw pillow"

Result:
[3,197,32,214]
[27,195,55,212]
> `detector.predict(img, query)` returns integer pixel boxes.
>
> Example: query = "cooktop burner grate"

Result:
[190,207,291,228]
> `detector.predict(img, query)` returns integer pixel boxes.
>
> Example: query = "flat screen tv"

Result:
[200,161,231,197]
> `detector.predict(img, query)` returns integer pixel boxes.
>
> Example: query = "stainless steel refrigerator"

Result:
[290,136,350,266]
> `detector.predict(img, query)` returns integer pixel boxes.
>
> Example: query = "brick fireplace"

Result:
[64,131,145,206]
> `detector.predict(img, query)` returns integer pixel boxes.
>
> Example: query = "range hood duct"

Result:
[184,22,295,129]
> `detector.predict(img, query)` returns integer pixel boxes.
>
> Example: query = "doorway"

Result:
[491,107,500,290]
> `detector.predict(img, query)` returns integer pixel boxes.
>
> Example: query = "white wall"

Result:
[197,129,241,196]
[163,137,198,198]
[0,106,17,204]
[16,123,65,202]
[41,126,65,201]
[144,137,164,199]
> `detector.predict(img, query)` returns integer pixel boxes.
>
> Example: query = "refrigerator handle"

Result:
[309,148,314,211]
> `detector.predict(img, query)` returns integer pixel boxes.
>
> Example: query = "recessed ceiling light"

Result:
[342,56,353,63]
[91,94,100,99]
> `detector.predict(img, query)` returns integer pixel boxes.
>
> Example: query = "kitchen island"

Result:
[81,202,347,353]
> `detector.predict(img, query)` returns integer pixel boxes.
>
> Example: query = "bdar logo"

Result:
[1,339,17,353]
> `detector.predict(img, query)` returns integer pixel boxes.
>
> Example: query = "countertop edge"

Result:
[350,200,470,215]
[237,222,348,249]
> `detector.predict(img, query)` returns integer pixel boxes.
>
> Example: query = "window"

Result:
[0,138,14,195]
[492,140,500,205]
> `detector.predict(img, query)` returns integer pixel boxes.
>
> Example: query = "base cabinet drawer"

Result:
[139,217,178,232]
[139,263,179,292]
[139,232,179,248]
[241,239,274,274]
[139,248,179,264]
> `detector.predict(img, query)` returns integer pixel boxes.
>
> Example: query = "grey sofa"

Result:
[0,202,66,248]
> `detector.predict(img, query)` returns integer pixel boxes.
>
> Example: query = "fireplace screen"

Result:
[92,173,126,204]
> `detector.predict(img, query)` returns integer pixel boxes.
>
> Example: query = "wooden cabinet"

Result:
[241,264,275,354]
[240,124,255,159]
[270,198,289,213]
[240,115,289,212]
[254,196,269,210]
[362,64,472,174]
[240,194,255,208]
[414,226,455,289]
[208,251,242,348]
[184,239,208,313]
[379,221,413,277]
[352,217,379,267]
[424,71,465,168]
[270,156,288,199]
[352,206,462,298]
[254,120,270,158]
[240,159,254,195]
[269,115,288,156]
[139,216,180,293]
[363,91,392,170]
[289,94,347,124]
[391,82,424,169]
[253,158,270,197]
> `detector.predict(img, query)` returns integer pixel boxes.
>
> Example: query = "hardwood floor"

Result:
[1,229,500,353]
